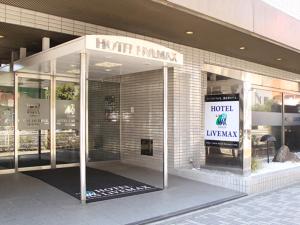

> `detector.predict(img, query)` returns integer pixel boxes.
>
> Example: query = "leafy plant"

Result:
[251,157,262,172]
[56,83,79,100]
[252,99,275,112]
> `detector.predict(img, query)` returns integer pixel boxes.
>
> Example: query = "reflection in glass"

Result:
[251,89,282,159]
[16,61,51,74]
[56,53,80,77]
[0,73,14,169]
[284,94,300,152]
[18,78,51,167]
[56,81,80,164]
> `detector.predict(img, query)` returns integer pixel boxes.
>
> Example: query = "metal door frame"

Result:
[15,72,80,172]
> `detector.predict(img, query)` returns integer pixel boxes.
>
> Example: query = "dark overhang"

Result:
[0,0,300,74]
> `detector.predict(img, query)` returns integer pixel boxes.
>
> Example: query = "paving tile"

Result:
[153,183,300,225]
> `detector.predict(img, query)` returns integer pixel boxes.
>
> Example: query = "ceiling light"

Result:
[239,46,246,50]
[95,62,122,68]
[185,31,193,35]
[276,58,282,61]
[0,35,4,38]
[105,69,112,72]
[70,64,77,67]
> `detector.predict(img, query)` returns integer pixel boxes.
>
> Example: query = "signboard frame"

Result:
[204,94,240,149]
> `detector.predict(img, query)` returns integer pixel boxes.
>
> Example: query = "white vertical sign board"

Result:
[205,94,240,148]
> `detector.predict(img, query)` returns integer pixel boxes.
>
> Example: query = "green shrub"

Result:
[251,157,262,172]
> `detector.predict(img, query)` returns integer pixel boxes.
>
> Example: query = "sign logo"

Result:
[216,113,227,126]
[76,185,156,201]
[64,104,76,115]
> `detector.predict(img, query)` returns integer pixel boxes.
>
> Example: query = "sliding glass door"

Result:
[14,73,80,171]
[55,79,80,165]
[0,72,15,171]
[16,74,51,168]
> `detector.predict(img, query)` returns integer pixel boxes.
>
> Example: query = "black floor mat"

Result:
[23,167,161,203]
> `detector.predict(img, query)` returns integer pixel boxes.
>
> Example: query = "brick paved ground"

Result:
[152,183,300,225]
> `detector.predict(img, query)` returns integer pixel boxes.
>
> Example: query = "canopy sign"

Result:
[204,94,240,148]
[86,35,183,65]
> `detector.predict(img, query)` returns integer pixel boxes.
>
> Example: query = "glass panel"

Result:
[56,81,80,164]
[56,53,80,78]
[18,77,51,167]
[15,61,51,74]
[251,89,282,159]
[205,73,243,169]
[0,73,14,170]
[86,50,165,194]
[88,80,120,161]
[284,93,300,152]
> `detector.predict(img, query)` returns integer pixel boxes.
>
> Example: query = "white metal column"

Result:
[50,60,56,168]
[14,74,19,171]
[85,55,89,163]
[163,66,168,188]
[242,80,252,176]
[80,52,87,203]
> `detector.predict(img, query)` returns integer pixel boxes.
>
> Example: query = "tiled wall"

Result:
[2,3,300,171]
[88,81,120,161]
[171,164,300,194]
[120,70,164,170]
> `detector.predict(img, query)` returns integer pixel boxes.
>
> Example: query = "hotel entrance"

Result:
[0,35,183,203]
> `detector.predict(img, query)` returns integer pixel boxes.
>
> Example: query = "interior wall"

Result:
[88,80,120,161]
[120,70,164,170]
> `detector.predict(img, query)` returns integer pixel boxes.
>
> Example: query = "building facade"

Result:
[0,1,300,199]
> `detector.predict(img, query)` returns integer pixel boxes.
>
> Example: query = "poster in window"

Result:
[204,94,240,148]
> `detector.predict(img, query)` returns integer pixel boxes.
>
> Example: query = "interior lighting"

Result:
[185,31,194,35]
[95,62,122,68]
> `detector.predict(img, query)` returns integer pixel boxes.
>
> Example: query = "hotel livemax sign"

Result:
[86,35,183,65]
[204,94,240,148]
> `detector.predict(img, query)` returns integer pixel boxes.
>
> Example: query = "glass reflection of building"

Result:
[251,89,282,159]
[206,71,300,172]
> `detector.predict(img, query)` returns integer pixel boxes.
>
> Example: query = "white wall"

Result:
[167,0,254,31]
[167,0,300,50]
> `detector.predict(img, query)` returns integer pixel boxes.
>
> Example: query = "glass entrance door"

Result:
[15,74,81,170]
[16,74,51,169]
[55,78,80,165]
